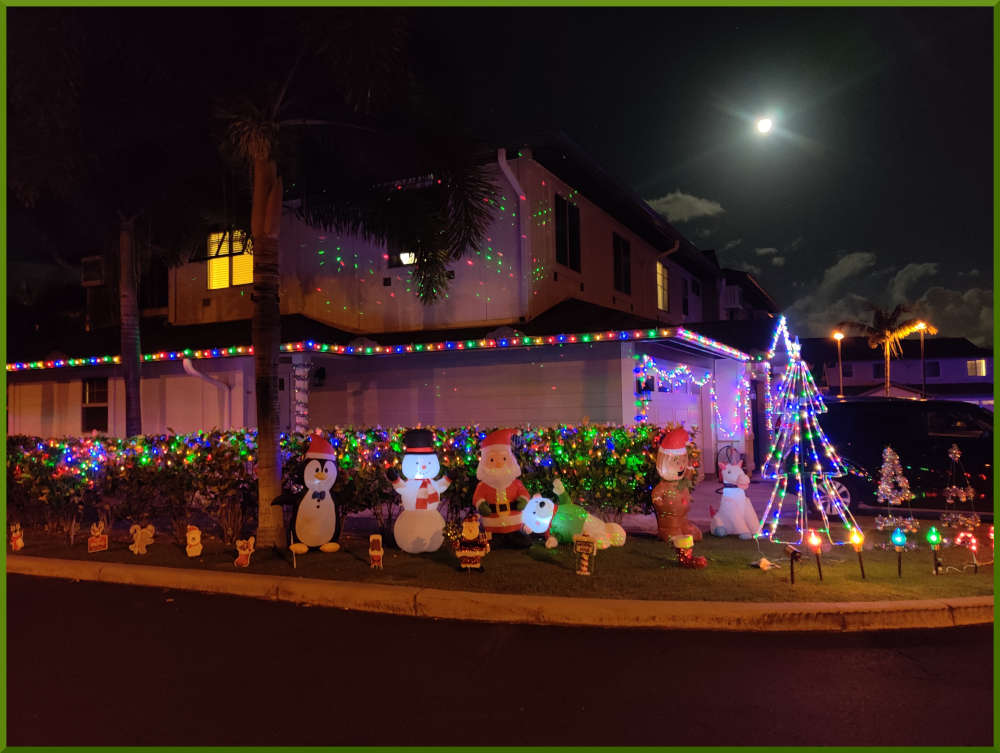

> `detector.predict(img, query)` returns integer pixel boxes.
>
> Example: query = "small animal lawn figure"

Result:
[369,534,385,569]
[185,525,203,558]
[710,447,759,539]
[88,521,109,553]
[453,513,490,573]
[9,523,24,552]
[129,524,155,555]
[234,536,255,568]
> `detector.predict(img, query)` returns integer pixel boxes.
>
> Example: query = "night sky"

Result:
[8,7,994,346]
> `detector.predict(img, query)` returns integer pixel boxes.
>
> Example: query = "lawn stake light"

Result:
[573,533,597,575]
[926,526,942,575]
[850,528,865,579]
[807,529,823,581]
[891,527,906,578]
[955,532,979,574]
[784,544,802,585]
[369,534,384,569]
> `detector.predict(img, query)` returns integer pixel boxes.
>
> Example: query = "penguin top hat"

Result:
[306,434,337,461]
[401,428,435,455]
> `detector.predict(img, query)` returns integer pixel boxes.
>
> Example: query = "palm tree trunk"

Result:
[884,341,891,397]
[252,156,286,548]
[119,215,142,437]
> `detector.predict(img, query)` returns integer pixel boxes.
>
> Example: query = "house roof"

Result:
[521,133,697,259]
[7,299,749,374]
[669,317,780,356]
[830,382,994,398]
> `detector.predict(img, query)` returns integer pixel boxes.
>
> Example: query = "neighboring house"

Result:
[717,268,779,321]
[8,136,769,472]
[799,337,994,409]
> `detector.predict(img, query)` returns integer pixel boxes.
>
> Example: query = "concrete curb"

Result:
[7,555,993,632]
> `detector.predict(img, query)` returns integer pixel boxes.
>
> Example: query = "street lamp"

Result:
[915,321,927,397]
[832,331,845,398]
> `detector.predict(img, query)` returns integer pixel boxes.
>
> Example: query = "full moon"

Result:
[757,118,773,134]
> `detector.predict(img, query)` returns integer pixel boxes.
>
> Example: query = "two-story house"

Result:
[8,136,763,470]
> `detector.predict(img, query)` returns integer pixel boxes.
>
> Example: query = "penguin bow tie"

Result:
[312,491,327,500]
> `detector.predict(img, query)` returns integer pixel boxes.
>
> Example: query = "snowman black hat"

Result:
[401,428,436,455]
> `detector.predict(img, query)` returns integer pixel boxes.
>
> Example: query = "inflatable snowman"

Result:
[386,429,454,554]
[272,433,341,555]
[522,478,627,550]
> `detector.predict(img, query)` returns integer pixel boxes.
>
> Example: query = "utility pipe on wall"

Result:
[183,358,233,429]
[497,148,532,320]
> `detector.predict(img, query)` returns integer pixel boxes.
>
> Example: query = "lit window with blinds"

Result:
[657,262,669,311]
[207,231,253,289]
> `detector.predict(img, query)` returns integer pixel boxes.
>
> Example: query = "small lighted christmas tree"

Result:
[874,446,919,533]
[756,338,862,545]
[876,446,914,506]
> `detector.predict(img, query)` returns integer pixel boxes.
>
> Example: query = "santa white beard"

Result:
[477,466,518,489]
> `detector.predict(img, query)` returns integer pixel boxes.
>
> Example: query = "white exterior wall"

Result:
[7,359,255,439]
[308,343,626,428]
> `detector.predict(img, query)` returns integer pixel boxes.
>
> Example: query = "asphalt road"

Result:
[6,574,994,746]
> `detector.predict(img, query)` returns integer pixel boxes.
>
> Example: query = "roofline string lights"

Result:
[633,354,752,438]
[6,327,749,373]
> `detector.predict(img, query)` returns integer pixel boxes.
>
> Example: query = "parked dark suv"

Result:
[816,397,993,518]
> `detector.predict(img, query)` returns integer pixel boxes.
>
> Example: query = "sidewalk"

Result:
[9,552,992,633]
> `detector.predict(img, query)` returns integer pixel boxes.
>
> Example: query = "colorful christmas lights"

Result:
[876,447,914,507]
[6,327,750,373]
[755,330,862,546]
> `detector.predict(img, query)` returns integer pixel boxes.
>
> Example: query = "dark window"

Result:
[925,361,940,378]
[841,363,854,378]
[612,233,631,294]
[927,407,990,438]
[82,378,108,433]
[872,362,883,379]
[682,278,689,316]
[691,279,701,296]
[554,193,581,272]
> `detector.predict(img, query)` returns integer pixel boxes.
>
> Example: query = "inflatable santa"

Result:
[651,425,703,542]
[473,428,533,548]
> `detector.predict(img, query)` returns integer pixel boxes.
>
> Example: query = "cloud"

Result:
[910,286,993,347]
[771,256,786,267]
[784,251,992,347]
[755,247,779,256]
[785,251,878,335]
[721,238,743,252]
[731,260,762,277]
[645,191,725,223]
[887,262,939,304]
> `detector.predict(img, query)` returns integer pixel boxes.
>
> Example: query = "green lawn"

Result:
[14,518,994,603]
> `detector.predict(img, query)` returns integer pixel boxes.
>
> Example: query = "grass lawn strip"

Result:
[14,516,993,603]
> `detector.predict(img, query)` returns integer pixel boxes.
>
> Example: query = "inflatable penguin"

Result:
[386,428,455,553]
[272,433,341,554]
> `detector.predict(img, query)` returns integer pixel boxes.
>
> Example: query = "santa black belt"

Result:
[489,502,511,514]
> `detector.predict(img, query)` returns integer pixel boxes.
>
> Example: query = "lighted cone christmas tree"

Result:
[755,339,863,545]
[877,446,914,506]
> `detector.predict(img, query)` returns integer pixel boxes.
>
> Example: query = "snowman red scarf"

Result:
[415,479,440,509]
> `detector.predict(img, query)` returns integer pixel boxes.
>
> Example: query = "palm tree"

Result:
[836,303,938,396]
[224,13,495,548]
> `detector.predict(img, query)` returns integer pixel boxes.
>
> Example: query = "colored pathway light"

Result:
[850,528,866,579]
[891,527,906,578]
[807,529,823,581]
[926,526,942,575]
[955,532,980,574]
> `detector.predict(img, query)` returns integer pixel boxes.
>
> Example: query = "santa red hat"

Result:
[306,434,337,461]
[481,428,516,449]
[658,427,690,456]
